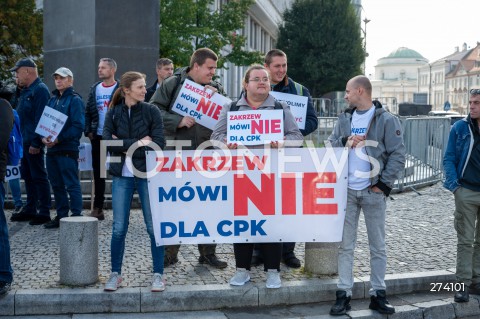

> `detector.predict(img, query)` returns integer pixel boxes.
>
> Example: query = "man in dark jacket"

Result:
[9,58,52,225]
[42,67,85,229]
[145,58,174,102]
[84,58,119,220]
[149,48,228,269]
[443,89,480,303]
[260,49,318,269]
[0,98,14,295]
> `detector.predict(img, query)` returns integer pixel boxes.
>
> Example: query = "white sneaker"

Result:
[104,272,123,291]
[151,273,166,292]
[229,268,250,286]
[266,269,281,289]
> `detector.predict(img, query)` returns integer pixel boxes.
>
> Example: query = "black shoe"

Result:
[0,281,12,295]
[284,256,301,268]
[29,215,51,226]
[454,286,469,302]
[163,255,179,267]
[330,290,351,316]
[10,211,35,222]
[44,217,60,229]
[251,255,264,267]
[369,290,395,314]
[199,254,227,269]
[468,283,480,295]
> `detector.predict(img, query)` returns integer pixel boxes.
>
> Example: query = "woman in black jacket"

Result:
[102,71,166,292]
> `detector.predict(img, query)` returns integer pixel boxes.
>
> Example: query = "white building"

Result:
[371,47,427,113]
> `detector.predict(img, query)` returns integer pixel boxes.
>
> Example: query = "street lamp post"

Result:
[362,18,370,74]
[428,63,432,106]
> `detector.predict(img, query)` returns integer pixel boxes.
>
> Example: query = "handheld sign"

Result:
[5,165,21,181]
[171,79,232,130]
[78,143,93,171]
[35,106,68,140]
[227,110,284,145]
[269,91,308,130]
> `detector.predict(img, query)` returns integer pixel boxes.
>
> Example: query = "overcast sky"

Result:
[361,0,479,77]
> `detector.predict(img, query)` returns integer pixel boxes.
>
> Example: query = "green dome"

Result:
[386,47,425,59]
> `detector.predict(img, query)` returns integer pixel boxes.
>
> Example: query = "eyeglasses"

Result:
[470,89,480,95]
[249,77,269,83]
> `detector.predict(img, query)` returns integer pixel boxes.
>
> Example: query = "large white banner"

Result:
[270,91,308,130]
[146,147,348,246]
[34,106,68,140]
[171,79,232,130]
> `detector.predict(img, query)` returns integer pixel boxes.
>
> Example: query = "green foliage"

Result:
[160,0,263,68]
[0,0,43,84]
[277,0,365,97]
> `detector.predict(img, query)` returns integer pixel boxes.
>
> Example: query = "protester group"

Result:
[0,46,479,316]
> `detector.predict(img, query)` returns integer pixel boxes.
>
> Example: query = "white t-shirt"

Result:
[96,82,117,136]
[348,106,375,190]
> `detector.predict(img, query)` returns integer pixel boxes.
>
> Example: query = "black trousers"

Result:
[254,242,296,260]
[235,243,282,271]
[91,135,106,209]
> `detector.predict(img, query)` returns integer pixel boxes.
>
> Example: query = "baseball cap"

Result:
[52,67,73,78]
[9,58,37,72]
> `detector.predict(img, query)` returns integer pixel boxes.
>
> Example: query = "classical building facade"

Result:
[371,47,427,114]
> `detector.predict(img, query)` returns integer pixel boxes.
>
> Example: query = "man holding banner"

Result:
[262,49,318,269]
[149,48,228,269]
[327,76,405,316]
[42,68,85,229]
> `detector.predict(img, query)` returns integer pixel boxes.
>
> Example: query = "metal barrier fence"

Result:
[305,116,450,192]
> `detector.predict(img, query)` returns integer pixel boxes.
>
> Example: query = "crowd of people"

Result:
[1,46,478,317]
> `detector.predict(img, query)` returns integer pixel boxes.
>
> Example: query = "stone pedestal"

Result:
[304,242,339,275]
[60,216,98,286]
[43,0,159,99]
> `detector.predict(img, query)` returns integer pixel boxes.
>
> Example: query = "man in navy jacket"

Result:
[262,49,318,268]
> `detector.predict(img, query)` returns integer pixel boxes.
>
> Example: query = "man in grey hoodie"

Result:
[327,76,405,316]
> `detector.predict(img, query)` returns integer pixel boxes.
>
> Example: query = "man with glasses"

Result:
[444,88,480,303]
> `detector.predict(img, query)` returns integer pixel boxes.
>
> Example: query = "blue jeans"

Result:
[337,188,387,296]
[8,178,23,208]
[20,149,51,216]
[0,183,13,283]
[110,176,164,274]
[46,155,82,218]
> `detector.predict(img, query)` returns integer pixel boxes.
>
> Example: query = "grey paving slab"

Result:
[414,299,456,319]
[0,291,14,316]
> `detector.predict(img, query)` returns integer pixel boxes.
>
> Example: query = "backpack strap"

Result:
[293,81,303,96]
[229,101,239,112]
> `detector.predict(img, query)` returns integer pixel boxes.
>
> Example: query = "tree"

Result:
[0,0,43,84]
[160,0,263,68]
[277,0,365,97]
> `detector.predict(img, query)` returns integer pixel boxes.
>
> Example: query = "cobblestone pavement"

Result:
[5,181,456,290]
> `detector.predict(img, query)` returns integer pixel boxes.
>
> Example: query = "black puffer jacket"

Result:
[0,98,14,181]
[102,101,165,177]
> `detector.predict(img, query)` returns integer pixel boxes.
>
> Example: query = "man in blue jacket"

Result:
[261,49,318,269]
[444,88,480,303]
[42,68,85,229]
[9,58,52,225]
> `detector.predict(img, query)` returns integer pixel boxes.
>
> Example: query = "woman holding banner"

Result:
[211,64,303,288]
[102,71,166,292]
